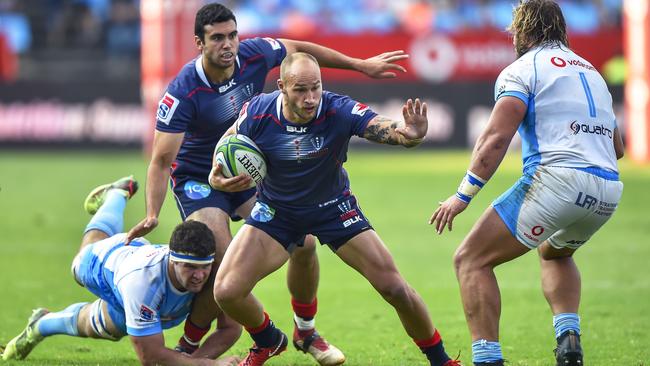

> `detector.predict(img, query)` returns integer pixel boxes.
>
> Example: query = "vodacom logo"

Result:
[551,57,566,67]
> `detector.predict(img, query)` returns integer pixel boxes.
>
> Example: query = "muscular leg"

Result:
[538,243,580,314]
[235,198,320,305]
[287,236,319,303]
[213,225,290,328]
[335,230,433,340]
[454,207,529,342]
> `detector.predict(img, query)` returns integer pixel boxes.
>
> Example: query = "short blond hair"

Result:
[280,52,319,81]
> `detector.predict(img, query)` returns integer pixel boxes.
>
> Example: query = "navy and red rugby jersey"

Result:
[155,37,286,177]
[235,90,378,207]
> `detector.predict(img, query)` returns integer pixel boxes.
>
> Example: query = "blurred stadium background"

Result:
[1,1,650,365]
[0,0,640,155]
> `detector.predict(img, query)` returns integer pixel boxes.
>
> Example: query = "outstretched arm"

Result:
[280,39,408,79]
[126,130,184,243]
[363,98,428,148]
[429,96,526,234]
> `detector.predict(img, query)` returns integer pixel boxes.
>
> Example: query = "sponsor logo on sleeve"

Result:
[139,305,156,322]
[157,92,180,125]
[351,102,369,117]
[263,37,281,50]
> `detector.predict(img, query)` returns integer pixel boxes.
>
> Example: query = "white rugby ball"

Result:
[214,134,266,187]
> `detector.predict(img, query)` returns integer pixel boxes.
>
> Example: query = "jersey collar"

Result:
[195,55,241,88]
[275,92,323,123]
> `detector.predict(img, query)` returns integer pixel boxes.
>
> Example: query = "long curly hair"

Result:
[508,0,569,57]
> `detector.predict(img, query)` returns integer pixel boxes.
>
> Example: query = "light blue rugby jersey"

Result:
[494,44,619,180]
[88,234,194,337]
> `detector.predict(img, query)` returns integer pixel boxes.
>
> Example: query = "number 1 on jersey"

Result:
[579,72,597,118]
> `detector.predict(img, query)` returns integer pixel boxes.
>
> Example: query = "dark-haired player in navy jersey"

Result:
[209,53,462,366]
[126,3,410,364]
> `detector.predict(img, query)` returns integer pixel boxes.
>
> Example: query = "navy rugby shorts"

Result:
[170,174,256,221]
[245,193,373,252]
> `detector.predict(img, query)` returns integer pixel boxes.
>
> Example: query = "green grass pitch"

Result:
[0,149,648,365]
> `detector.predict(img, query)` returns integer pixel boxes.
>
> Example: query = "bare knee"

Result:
[453,244,469,275]
[374,276,412,306]
[213,280,247,307]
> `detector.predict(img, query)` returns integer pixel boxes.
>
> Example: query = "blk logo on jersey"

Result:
[157,92,179,125]
[184,181,211,200]
[337,200,363,228]
[351,102,369,116]
[218,79,237,93]
[286,125,308,133]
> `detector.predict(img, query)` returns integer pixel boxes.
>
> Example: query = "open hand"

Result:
[396,98,428,145]
[428,195,468,234]
[359,50,409,79]
[126,216,158,244]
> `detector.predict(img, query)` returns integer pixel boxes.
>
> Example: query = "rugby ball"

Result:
[214,134,266,187]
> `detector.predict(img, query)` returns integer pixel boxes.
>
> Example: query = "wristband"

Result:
[455,170,487,204]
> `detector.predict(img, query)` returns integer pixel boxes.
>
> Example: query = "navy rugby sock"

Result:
[37,302,87,337]
[84,190,127,236]
[246,312,283,348]
[416,330,451,366]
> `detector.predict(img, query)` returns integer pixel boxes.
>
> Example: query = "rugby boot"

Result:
[84,175,139,214]
[2,308,49,360]
[555,330,583,366]
[293,324,345,365]
[444,359,464,366]
[238,332,288,366]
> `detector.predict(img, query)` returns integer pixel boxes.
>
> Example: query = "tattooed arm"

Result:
[363,98,428,148]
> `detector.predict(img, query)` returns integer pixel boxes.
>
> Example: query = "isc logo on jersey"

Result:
[157,92,180,125]
[351,102,369,116]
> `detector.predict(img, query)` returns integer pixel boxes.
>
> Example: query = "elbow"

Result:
[616,149,624,160]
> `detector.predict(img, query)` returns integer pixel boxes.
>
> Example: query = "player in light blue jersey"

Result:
[2,177,241,366]
[208,53,462,366]
[430,1,625,366]
[127,4,410,362]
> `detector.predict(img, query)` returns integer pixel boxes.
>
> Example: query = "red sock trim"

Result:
[415,329,442,348]
[183,319,210,343]
[291,298,318,319]
[246,312,271,334]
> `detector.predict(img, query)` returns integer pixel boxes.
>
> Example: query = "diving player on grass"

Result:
[2,177,240,366]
